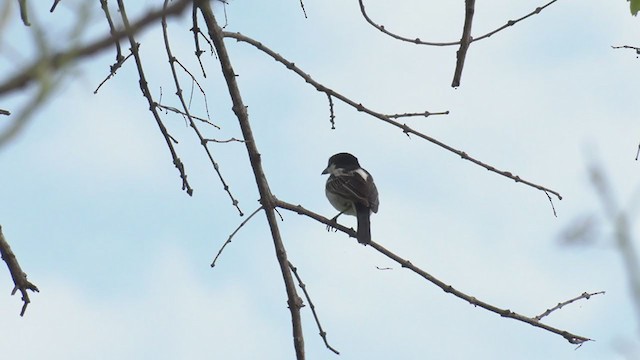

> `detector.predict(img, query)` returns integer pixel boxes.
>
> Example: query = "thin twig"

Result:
[545,191,558,217]
[100,0,126,66]
[612,45,640,55]
[326,94,335,129]
[0,226,39,316]
[385,110,450,119]
[223,31,562,202]
[274,199,591,345]
[204,137,245,144]
[94,52,132,94]
[173,59,213,123]
[117,0,193,196]
[472,1,558,43]
[288,261,340,355]
[298,0,308,19]
[161,0,242,212]
[155,103,218,128]
[534,291,605,321]
[211,206,263,267]
[190,3,207,77]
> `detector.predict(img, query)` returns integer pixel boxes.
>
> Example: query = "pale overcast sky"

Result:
[1,1,640,359]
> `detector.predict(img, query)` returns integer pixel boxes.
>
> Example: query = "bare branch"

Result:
[451,0,475,88]
[534,291,605,322]
[198,2,306,358]
[326,94,335,129]
[223,31,562,202]
[275,199,591,345]
[385,110,449,119]
[161,0,243,211]
[190,3,208,77]
[545,191,558,217]
[211,206,263,268]
[472,1,559,43]
[155,103,218,128]
[612,44,640,55]
[96,0,127,93]
[204,137,245,144]
[288,261,340,355]
[116,0,193,196]
[93,52,132,94]
[358,0,559,47]
[0,225,39,316]
[358,0,457,46]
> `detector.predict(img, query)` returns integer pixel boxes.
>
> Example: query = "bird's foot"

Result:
[326,215,340,232]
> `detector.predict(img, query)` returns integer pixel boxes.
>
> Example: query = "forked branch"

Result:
[358,0,559,47]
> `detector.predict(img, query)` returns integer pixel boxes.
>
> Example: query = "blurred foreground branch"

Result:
[0,225,39,316]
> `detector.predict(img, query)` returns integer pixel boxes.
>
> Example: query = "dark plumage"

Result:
[322,153,379,244]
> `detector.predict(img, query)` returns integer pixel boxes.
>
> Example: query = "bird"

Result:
[321,152,379,244]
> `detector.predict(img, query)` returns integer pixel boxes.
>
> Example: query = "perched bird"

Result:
[322,153,379,244]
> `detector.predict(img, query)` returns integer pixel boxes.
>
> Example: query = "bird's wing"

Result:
[367,175,379,213]
[326,173,372,207]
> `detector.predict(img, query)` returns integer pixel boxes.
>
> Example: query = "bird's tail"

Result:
[355,205,371,245]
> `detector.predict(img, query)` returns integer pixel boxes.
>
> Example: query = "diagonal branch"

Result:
[288,261,340,355]
[197,2,306,359]
[534,291,605,321]
[161,0,241,212]
[274,199,591,345]
[116,0,193,196]
[211,206,263,267]
[223,31,562,202]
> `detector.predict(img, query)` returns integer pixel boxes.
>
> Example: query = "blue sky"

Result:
[1,1,640,359]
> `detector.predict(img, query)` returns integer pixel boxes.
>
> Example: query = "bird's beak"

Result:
[321,167,329,175]
[321,164,332,175]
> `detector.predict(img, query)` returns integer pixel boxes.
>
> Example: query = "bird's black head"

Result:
[322,152,360,174]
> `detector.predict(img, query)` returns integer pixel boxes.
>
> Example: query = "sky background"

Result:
[1,0,640,359]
